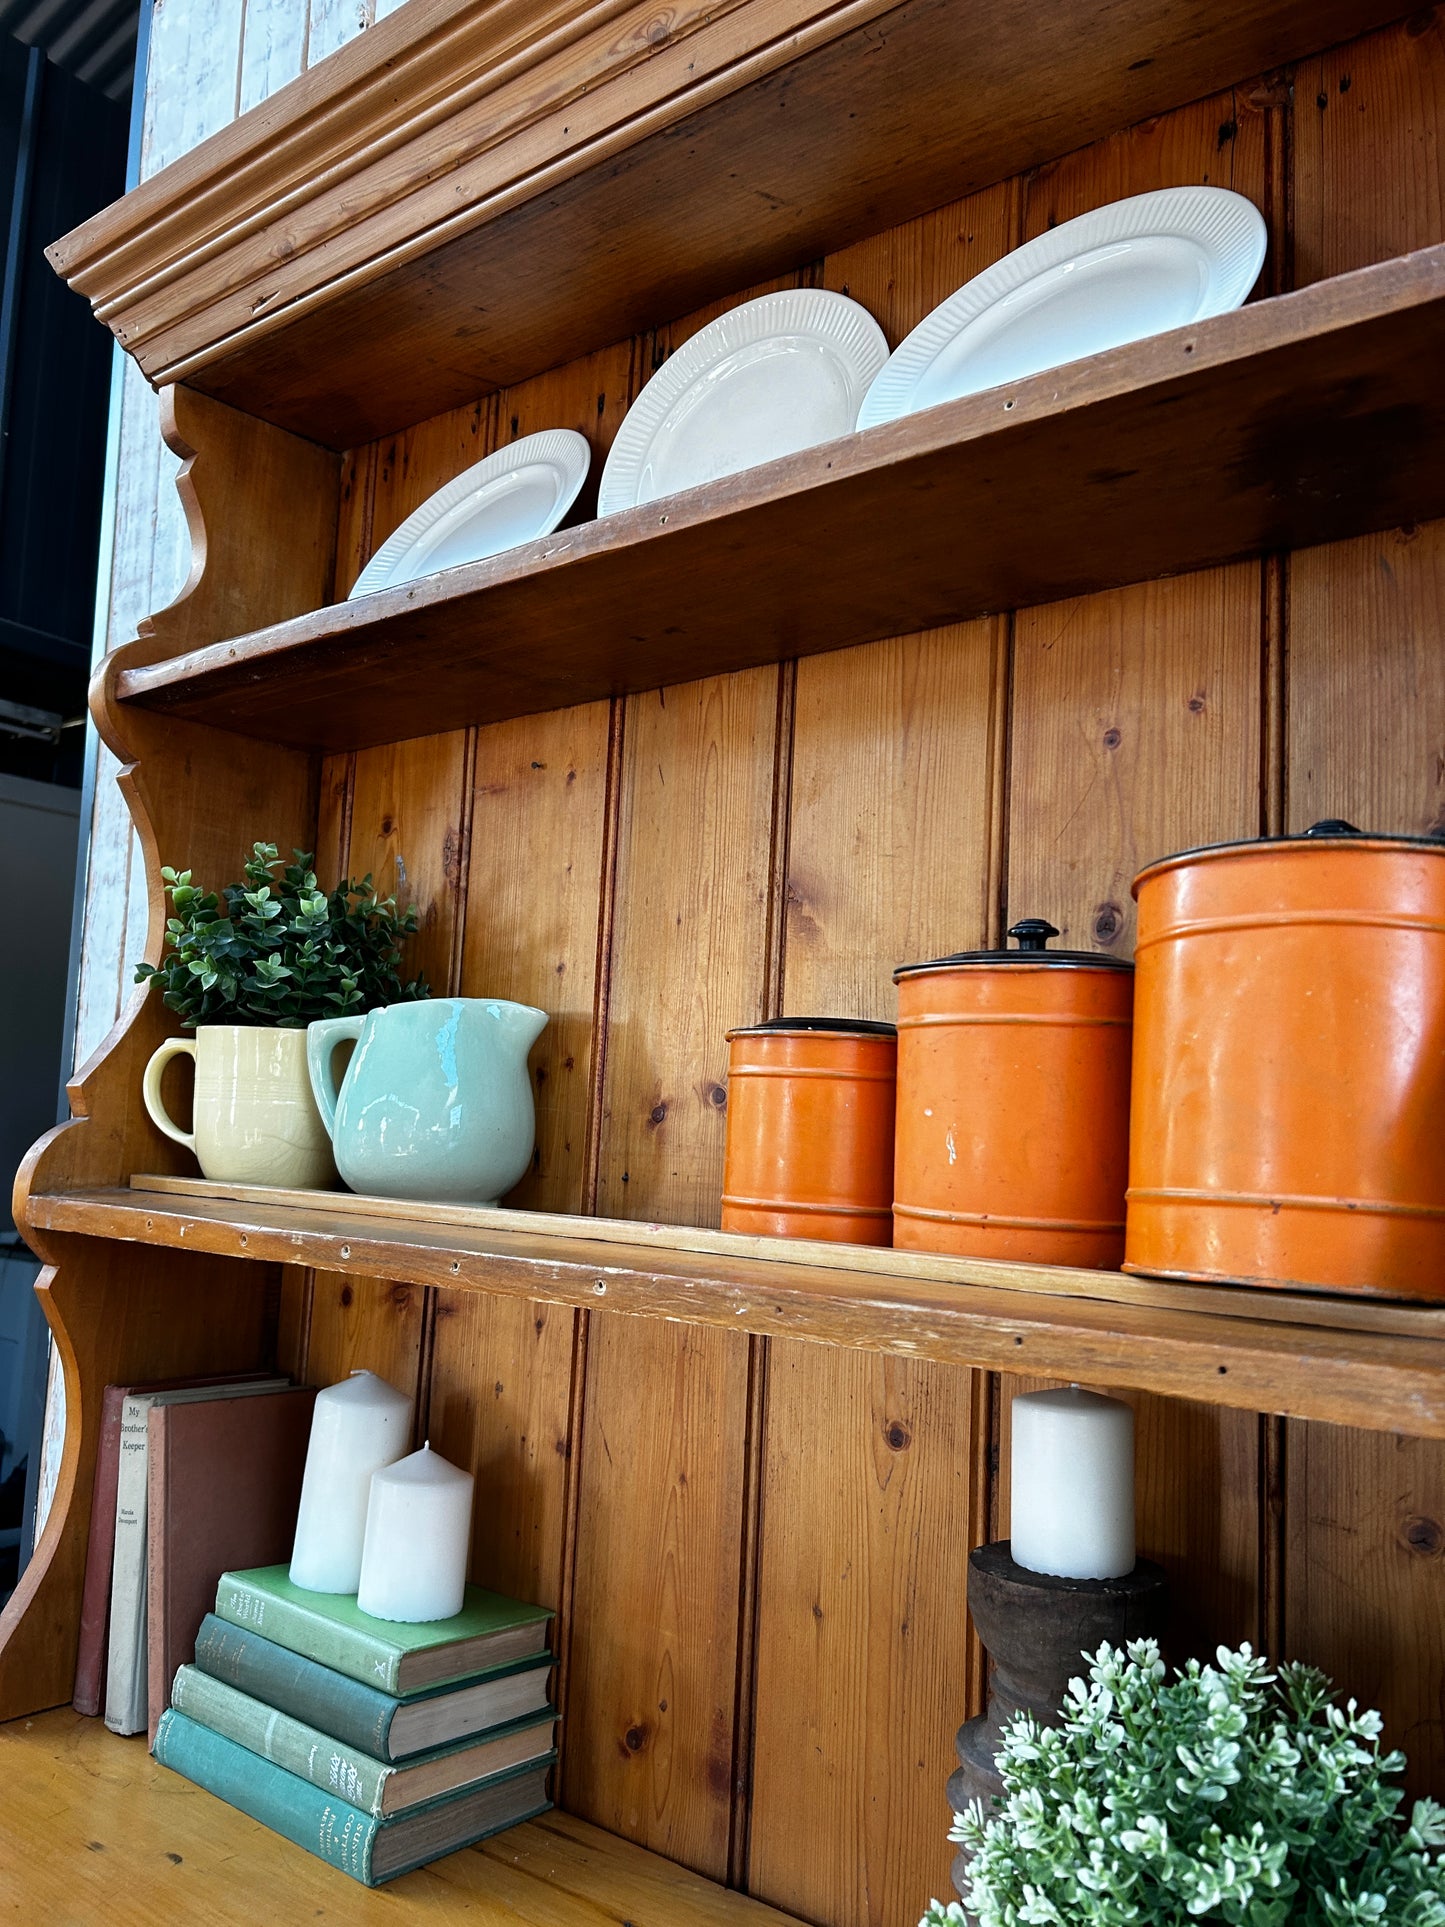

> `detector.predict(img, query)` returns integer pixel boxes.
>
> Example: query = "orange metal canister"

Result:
[1126,820,1445,1297]
[721,1019,897,1244]
[893,920,1134,1267]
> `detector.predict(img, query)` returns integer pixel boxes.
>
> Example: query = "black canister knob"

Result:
[1008,918,1060,952]
[1303,819,1362,838]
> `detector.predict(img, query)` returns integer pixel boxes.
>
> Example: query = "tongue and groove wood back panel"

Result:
[280,15,1445,1919]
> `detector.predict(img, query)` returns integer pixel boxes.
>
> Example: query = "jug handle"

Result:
[306,1016,365,1140]
[142,1037,197,1151]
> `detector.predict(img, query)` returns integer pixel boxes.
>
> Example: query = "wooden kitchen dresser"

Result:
[8,1,1445,1921]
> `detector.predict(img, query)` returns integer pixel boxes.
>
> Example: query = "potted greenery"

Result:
[137,843,427,1189]
[926,1639,1445,1926]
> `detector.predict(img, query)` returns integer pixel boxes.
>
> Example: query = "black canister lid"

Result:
[893,918,1134,980]
[726,1016,898,1037]
[1133,818,1445,893]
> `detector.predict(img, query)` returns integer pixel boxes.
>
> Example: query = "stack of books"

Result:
[153,1564,557,1886]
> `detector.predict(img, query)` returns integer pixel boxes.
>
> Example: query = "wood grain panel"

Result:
[300,1270,425,1416]
[749,1344,976,1925]
[345,729,471,996]
[750,503,1003,1916]
[1289,521,1445,838]
[562,1315,752,1881]
[1006,565,1266,1654]
[595,668,781,1227]
[1295,11,1445,285]
[1284,3,1445,1798]
[426,1291,577,1609]
[783,626,1003,1013]
[821,180,1016,343]
[568,524,780,1871]
[462,703,613,1212]
[1284,1428,1445,1800]
[1005,89,1272,1677]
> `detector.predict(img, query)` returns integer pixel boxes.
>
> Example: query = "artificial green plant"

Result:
[135,842,428,1028]
[925,1639,1445,1926]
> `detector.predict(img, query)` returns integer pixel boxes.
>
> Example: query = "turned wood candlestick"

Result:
[948,1540,1167,1901]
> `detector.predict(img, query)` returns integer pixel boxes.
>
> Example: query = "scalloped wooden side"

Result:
[0,385,339,1716]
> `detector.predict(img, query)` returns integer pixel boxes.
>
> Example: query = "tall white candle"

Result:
[289,1371,413,1593]
[1010,1386,1135,1580]
[357,1443,475,1623]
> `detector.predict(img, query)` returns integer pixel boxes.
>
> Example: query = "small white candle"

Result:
[289,1371,414,1593]
[357,1443,475,1623]
[1010,1386,1135,1580]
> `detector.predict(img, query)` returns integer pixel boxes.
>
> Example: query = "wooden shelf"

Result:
[26,1176,1445,1437]
[45,0,1406,446]
[0,1710,800,1923]
[112,248,1445,753]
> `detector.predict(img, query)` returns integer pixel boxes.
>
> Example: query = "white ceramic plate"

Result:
[856,187,1267,430]
[599,289,888,515]
[349,429,591,597]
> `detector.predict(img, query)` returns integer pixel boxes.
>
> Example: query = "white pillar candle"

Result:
[1010,1386,1135,1580]
[289,1371,414,1593]
[357,1443,475,1624]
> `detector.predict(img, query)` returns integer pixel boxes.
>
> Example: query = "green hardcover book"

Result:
[170,1663,557,1816]
[153,1709,552,1886]
[215,1565,552,1695]
[192,1614,554,1760]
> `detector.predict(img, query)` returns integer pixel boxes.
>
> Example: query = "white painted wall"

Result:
[39,0,414,1545]
[75,0,412,1072]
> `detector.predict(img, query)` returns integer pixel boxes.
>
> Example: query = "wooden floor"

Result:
[0,1711,802,1925]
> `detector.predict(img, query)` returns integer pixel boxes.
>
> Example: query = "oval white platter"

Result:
[349,429,592,598]
[856,186,1267,431]
[599,288,888,516]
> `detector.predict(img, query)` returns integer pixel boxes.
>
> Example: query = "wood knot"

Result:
[379,815,395,836]
[339,1285,353,1307]
[1402,1514,1444,1556]
[884,1420,912,1451]
[648,1101,668,1126]
[1187,692,1206,714]
[1102,727,1122,750]
[620,1723,649,1756]
[1094,902,1123,943]
[706,1083,727,1110]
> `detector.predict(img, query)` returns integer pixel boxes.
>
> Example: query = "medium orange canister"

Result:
[721,1019,896,1244]
[893,920,1134,1267]
[1126,819,1445,1297]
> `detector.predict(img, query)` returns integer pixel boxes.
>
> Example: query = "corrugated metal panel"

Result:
[0,0,140,100]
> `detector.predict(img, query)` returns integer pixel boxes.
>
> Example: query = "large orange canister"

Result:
[721,1018,897,1244]
[1126,819,1445,1298]
[892,920,1134,1267]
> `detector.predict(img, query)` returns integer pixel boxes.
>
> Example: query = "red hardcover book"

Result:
[146,1385,317,1744]
[73,1373,271,1718]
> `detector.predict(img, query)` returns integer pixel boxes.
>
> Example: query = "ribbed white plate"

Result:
[856,187,1267,430]
[599,289,888,515]
[350,429,591,598]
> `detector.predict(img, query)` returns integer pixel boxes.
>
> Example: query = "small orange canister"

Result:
[893,920,1134,1267]
[721,1018,897,1244]
[1126,819,1445,1297]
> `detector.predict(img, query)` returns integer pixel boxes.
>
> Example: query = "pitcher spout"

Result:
[493,1000,549,1054]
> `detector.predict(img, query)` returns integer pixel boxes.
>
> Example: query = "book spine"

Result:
[103,1394,152,1734]
[74,1385,127,1717]
[215,1571,401,1694]
[171,1666,390,1815]
[192,1615,397,1759]
[153,1710,381,1884]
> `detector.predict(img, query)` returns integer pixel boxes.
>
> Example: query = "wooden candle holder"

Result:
[948,1540,1168,1900]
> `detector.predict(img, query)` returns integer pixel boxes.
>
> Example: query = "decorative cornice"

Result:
[49,0,892,387]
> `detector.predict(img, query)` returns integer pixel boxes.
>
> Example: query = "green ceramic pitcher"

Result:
[306,998,547,1204]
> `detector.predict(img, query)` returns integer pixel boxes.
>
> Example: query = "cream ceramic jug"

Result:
[306,998,547,1204]
[142,1025,337,1188]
